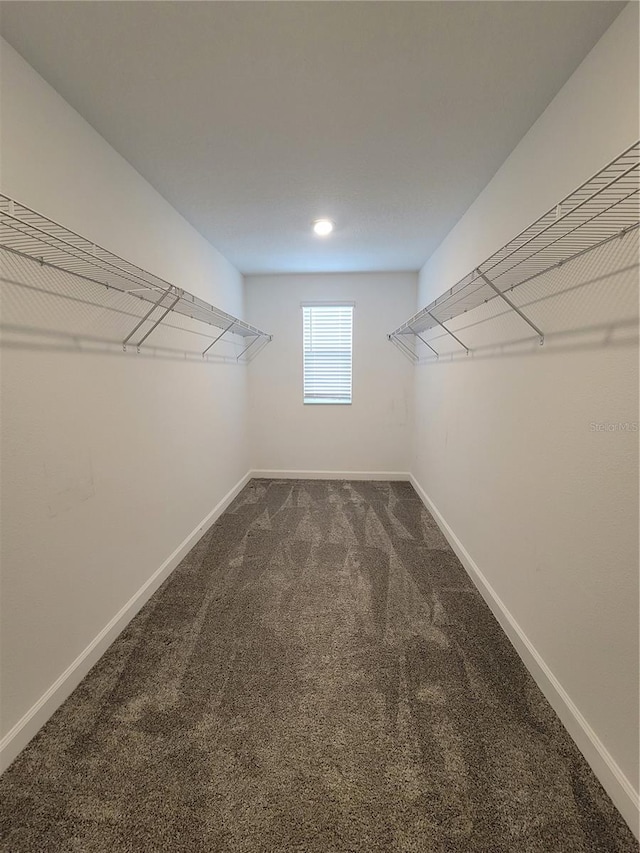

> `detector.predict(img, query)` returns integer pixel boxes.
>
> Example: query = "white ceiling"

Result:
[0,1,625,275]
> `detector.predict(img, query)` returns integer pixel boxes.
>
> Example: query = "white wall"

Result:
[412,2,639,833]
[246,272,416,476]
[0,40,251,766]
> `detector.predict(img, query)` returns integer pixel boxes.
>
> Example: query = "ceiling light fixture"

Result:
[313,219,334,237]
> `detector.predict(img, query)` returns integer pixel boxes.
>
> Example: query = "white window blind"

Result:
[303,304,353,404]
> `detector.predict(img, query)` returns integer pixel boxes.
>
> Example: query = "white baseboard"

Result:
[251,469,411,481]
[409,474,639,839]
[0,469,253,775]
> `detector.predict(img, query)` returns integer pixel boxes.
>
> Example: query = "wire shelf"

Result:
[389,141,640,357]
[0,194,272,359]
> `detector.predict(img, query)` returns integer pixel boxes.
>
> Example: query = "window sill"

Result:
[304,399,352,405]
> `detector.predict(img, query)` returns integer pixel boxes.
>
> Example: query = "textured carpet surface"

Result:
[0,479,636,852]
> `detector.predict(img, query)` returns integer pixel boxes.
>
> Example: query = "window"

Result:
[303,304,353,404]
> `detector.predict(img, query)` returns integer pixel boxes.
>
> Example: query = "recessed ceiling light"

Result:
[313,219,334,237]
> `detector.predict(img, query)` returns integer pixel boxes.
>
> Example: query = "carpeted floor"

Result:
[0,479,636,852]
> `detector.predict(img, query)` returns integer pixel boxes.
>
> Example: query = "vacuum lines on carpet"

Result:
[0,479,635,852]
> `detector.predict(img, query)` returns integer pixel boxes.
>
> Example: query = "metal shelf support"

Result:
[477,271,544,345]
[202,321,234,357]
[133,291,182,352]
[236,335,260,362]
[122,286,175,351]
[427,311,469,354]
[409,325,439,358]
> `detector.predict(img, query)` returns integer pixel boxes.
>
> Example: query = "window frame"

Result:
[301,301,354,406]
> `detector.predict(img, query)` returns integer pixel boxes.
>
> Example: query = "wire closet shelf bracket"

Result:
[388,141,640,361]
[0,195,272,360]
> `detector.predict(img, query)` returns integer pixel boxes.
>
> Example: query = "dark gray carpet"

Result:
[0,479,636,852]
